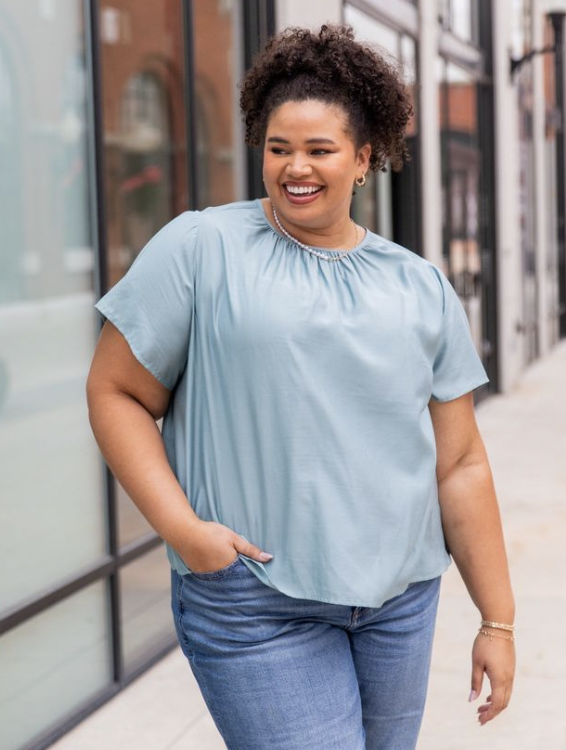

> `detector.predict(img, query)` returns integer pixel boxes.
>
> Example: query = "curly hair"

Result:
[239,24,413,173]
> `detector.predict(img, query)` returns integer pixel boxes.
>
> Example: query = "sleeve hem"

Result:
[94,301,173,391]
[430,375,490,403]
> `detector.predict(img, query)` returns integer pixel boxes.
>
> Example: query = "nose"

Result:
[285,154,313,178]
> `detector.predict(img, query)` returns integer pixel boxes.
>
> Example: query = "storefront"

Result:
[0,2,273,749]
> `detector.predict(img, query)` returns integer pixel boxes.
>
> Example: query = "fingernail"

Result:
[469,689,478,702]
[259,552,273,561]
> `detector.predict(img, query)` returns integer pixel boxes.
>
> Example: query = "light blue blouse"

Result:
[94,199,489,607]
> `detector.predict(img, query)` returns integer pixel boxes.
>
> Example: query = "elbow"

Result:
[436,441,489,486]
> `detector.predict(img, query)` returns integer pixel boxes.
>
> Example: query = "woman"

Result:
[87,25,515,750]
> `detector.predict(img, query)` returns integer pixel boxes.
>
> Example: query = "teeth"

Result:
[285,185,322,195]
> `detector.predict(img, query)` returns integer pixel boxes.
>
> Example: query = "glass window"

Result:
[98,0,190,546]
[439,60,484,354]
[99,0,190,290]
[345,5,399,56]
[451,0,473,41]
[439,0,478,45]
[120,545,176,672]
[192,0,246,208]
[0,0,106,614]
[0,582,111,750]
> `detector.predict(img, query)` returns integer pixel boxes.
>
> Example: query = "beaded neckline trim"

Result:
[256,199,367,262]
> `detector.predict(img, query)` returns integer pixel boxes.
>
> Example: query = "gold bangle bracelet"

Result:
[480,619,515,632]
[478,628,515,643]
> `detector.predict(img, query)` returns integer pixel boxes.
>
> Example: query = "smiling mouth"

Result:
[283,184,324,196]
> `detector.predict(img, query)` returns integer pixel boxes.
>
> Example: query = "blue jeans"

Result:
[171,557,441,750]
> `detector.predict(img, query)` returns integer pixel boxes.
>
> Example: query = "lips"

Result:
[282,183,325,204]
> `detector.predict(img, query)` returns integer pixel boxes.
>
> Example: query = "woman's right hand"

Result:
[178,519,273,573]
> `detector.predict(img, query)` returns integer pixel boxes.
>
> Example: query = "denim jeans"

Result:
[171,557,441,750]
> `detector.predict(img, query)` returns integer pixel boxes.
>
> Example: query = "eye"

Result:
[269,147,289,155]
[310,149,331,156]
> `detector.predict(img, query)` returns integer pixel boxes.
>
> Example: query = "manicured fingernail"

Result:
[469,689,478,702]
[259,552,273,561]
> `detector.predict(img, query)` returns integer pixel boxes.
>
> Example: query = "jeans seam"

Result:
[175,574,194,656]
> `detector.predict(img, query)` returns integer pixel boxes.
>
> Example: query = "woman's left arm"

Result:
[429,392,516,726]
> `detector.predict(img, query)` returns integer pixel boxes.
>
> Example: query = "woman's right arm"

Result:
[86,321,273,571]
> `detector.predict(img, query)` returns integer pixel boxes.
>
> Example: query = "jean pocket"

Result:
[186,555,244,580]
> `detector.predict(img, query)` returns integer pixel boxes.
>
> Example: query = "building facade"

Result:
[0,1,564,749]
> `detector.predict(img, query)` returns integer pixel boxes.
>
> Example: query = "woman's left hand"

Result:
[469,631,516,725]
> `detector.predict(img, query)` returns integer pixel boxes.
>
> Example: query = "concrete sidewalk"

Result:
[52,341,566,750]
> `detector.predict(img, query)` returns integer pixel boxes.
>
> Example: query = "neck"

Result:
[263,198,358,250]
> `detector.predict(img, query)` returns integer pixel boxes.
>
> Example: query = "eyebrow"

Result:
[267,137,336,145]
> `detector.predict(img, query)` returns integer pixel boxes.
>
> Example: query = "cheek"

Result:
[262,154,277,178]
[327,163,355,189]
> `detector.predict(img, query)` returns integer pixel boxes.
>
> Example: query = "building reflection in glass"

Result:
[99,0,190,288]
[192,0,245,209]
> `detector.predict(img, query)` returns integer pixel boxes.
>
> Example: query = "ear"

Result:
[357,143,371,171]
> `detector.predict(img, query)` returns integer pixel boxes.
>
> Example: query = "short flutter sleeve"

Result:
[94,211,200,390]
[429,266,489,402]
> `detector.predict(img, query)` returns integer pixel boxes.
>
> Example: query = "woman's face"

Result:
[262,99,371,236]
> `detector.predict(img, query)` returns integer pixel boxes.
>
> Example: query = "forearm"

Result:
[88,389,200,552]
[438,457,515,623]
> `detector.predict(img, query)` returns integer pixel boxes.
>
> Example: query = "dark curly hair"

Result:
[239,24,413,173]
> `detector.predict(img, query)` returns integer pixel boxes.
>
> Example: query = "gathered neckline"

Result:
[254,198,369,259]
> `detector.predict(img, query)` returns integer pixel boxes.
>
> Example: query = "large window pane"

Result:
[451,0,473,41]
[0,0,106,613]
[100,0,190,289]
[0,582,112,750]
[440,0,478,44]
[345,4,399,55]
[120,545,175,672]
[193,0,245,208]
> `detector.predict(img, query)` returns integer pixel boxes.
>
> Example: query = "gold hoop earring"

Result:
[355,174,367,187]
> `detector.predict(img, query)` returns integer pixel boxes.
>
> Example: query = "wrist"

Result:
[480,600,515,626]
[161,513,203,553]
[477,627,515,643]
[480,619,515,636]
[479,612,515,628]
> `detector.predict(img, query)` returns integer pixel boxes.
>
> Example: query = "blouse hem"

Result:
[168,549,452,609]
